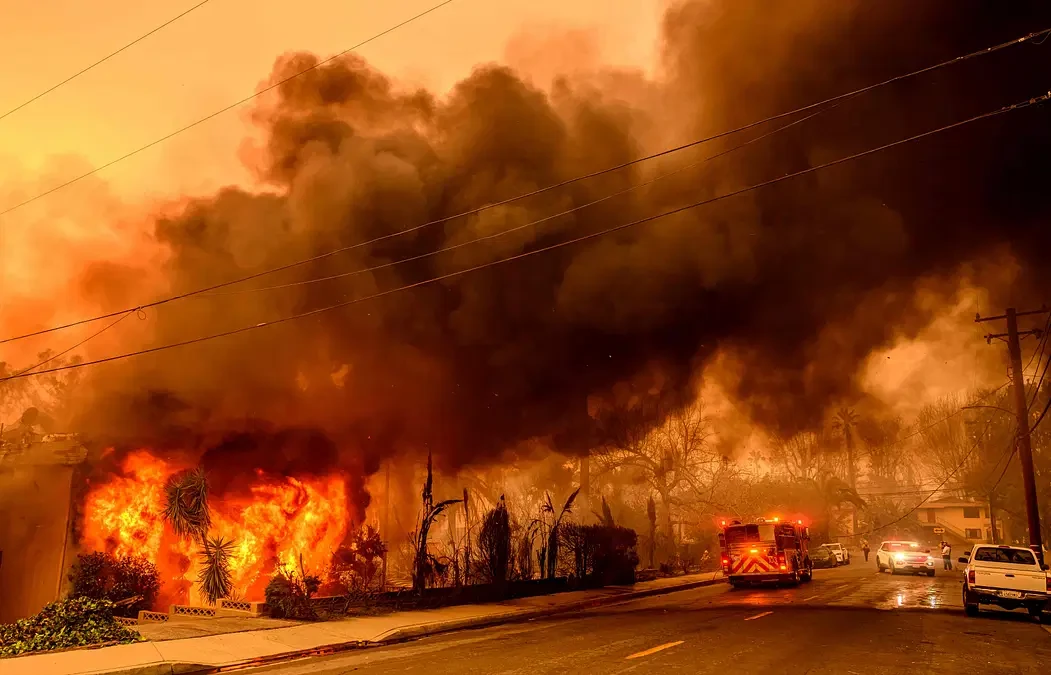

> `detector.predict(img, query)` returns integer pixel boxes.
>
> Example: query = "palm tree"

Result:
[833,408,860,533]
[197,535,236,604]
[163,467,210,542]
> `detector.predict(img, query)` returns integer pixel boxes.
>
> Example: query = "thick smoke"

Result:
[66,0,1051,494]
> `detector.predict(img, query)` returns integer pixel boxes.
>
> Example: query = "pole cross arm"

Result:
[976,306,1049,323]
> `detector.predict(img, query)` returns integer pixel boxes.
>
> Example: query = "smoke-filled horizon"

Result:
[3,0,1051,497]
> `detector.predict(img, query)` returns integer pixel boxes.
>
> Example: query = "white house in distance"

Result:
[915,497,1006,545]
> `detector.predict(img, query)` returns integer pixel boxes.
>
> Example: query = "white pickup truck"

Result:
[959,544,1049,621]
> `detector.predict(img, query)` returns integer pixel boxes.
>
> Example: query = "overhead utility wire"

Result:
[0,0,215,123]
[6,311,137,379]
[995,378,1051,489]
[0,0,456,221]
[986,312,1051,490]
[2,91,1047,383]
[849,421,1013,538]
[1025,312,1051,406]
[1,26,1048,346]
[2,104,834,367]
[204,105,838,297]
[898,381,1009,445]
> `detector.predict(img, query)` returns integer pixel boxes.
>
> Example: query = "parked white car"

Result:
[875,540,935,576]
[820,543,850,565]
[960,544,1050,621]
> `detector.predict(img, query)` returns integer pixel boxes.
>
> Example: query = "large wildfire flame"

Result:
[80,451,350,605]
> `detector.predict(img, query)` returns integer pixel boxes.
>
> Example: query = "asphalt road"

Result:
[246,561,1051,675]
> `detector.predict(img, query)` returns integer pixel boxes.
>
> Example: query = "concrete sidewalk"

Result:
[0,573,723,675]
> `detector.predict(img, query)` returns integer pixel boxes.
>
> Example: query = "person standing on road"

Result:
[861,540,870,562]
[941,542,952,570]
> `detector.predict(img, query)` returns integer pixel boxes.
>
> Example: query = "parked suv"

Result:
[960,544,1050,621]
[875,540,936,576]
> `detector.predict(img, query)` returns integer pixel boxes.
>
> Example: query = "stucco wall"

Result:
[0,464,75,622]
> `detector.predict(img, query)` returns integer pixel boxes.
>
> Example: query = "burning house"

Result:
[75,449,353,607]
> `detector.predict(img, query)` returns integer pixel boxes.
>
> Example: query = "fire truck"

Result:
[718,517,813,587]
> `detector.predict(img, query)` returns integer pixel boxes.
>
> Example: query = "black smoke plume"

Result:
[72,0,1051,488]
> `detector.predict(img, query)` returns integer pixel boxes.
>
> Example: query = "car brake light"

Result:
[968,569,975,584]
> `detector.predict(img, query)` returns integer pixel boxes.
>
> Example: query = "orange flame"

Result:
[80,450,351,604]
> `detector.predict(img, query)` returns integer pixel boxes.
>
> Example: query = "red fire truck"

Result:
[718,517,813,587]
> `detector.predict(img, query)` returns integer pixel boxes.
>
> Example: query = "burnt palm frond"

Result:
[428,499,463,524]
[163,467,210,541]
[197,535,235,605]
[556,487,580,527]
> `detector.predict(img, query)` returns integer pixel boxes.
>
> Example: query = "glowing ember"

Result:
[79,450,350,603]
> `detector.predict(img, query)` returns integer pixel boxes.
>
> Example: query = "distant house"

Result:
[915,497,1006,545]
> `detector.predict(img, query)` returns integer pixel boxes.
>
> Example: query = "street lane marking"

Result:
[625,641,684,660]
[1043,625,1051,637]
[802,595,820,601]
[744,611,773,621]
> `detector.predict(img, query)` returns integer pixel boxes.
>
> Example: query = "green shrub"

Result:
[68,552,160,617]
[0,597,140,657]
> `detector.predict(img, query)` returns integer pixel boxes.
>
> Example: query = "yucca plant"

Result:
[197,535,235,605]
[411,451,461,593]
[164,467,210,542]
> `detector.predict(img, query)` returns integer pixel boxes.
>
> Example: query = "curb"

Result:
[94,575,725,675]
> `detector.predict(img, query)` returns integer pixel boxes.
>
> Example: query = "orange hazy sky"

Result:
[0,0,661,202]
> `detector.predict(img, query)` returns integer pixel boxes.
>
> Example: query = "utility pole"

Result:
[988,492,1000,545]
[977,306,1047,564]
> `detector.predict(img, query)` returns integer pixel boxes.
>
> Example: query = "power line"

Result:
[2,91,1047,383]
[6,311,137,380]
[202,105,837,298]
[849,423,1013,538]
[0,0,457,222]
[1025,312,1051,407]
[899,381,1010,446]
[1,26,1048,345]
[1031,392,1051,432]
[857,485,968,497]
[0,0,215,123]
[990,446,1017,492]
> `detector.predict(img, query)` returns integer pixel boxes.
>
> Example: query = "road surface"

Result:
[243,562,1051,674]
